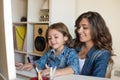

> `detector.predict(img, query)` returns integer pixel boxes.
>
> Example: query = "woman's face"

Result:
[77,18,93,44]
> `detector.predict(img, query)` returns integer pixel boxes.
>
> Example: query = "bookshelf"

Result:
[11,0,76,79]
[12,0,49,62]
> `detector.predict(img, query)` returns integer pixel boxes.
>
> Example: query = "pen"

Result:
[50,64,53,80]
[52,66,56,79]
[49,64,57,80]
[38,71,41,80]
[27,56,31,63]
[35,66,42,80]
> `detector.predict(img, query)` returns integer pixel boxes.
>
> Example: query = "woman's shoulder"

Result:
[93,49,110,58]
[95,49,110,54]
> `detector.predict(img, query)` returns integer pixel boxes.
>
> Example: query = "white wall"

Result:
[76,0,120,69]
[0,0,8,79]
[50,0,76,38]
[0,0,16,79]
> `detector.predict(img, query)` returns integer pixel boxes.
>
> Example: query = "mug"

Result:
[31,76,49,80]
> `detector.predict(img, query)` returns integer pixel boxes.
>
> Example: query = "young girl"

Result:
[21,22,79,77]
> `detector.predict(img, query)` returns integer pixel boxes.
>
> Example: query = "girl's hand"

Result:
[15,62,23,70]
[20,63,33,71]
[15,62,23,67]
[41,64,50,77]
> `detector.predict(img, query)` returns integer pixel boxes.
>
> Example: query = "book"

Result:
[22,32,27,52]
[13,26,17,50]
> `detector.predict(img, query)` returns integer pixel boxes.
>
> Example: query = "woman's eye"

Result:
[77,26,81,29]
[83,27,88,29]
[83,26,89,29]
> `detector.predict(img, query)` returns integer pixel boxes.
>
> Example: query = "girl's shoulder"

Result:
[64,46,77,52]
[63,46,78,56]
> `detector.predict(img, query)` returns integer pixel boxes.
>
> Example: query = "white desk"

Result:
[54,75,110,80]
[16,69,120,80]
[16,69,37,78]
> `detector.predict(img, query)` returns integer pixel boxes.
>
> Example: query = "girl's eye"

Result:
[55,36,58,38]
[48,37,52,40]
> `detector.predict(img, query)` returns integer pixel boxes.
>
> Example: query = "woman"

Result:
[72,11,114,78]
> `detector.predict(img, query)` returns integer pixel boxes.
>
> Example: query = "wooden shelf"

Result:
[13,22,27,24]
[14,50,42,56]
[28,52,42,57]
[28,21,49,24]
[14,50,28,55]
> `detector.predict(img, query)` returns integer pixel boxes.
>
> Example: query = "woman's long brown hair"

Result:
[74,11,115,63]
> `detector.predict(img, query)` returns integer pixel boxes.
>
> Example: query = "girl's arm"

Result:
[54,67,74,76]
[20,63,33,71]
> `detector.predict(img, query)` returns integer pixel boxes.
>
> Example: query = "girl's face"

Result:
[47,29,68,51]
[77,18,93,44]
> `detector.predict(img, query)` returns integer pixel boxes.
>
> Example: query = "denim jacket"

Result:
[35,46,80,74]
[76,47,110,77]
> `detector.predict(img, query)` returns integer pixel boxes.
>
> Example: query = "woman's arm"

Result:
[55,67,74,76]
[93,50,110,77]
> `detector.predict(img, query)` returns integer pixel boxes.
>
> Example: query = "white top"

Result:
[79,58,85,73]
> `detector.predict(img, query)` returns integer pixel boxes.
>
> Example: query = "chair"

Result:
[105,61,114,78]
[0,73,6,80]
